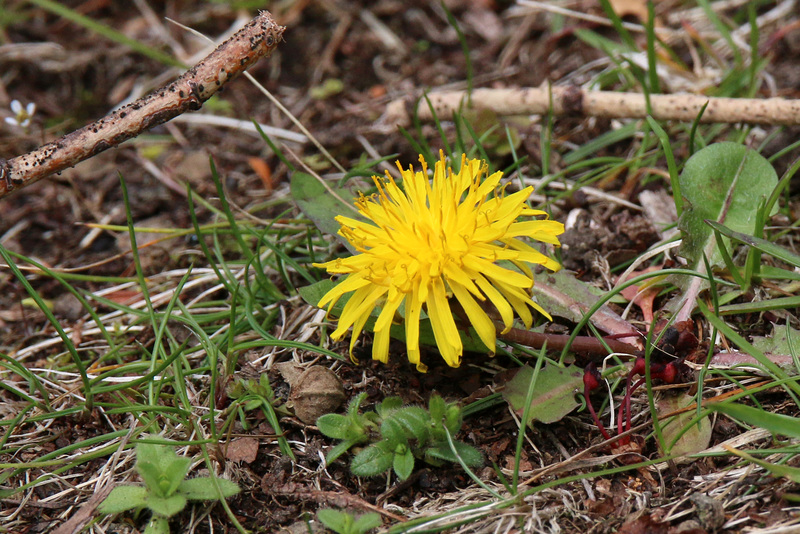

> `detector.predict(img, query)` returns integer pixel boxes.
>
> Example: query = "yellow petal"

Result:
[451,282,496,352]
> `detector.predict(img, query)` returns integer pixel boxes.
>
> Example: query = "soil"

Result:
[1,1,800,533]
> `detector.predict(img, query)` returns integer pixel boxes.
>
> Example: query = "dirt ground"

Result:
[2,1,800,533]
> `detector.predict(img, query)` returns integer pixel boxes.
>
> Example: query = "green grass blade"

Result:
[0,243,92,410]
[709,403,800,439]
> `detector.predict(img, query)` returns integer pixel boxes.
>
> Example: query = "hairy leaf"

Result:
[98,485,149,514]
[178,477,240,501]
[393,447,415,480]
[351,442,394,477]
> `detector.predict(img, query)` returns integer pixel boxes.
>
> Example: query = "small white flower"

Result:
[5,100,36,129]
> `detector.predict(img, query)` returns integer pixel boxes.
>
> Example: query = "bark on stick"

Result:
[0,11,285,199]
[385,86,800,127]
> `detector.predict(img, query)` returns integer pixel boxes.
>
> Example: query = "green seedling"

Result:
[228,375,295,461]
[317,393,482,480]
[317,508,382,534]
[99,442,240,534]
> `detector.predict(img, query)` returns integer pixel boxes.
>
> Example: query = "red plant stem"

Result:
[584,387,612,441]
[0,11,285,199]
[497,324,639,357]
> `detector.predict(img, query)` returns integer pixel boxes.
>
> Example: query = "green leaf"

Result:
[658,393,712,458]
[351,442,394,477]
[134,443,191,498]
[146,494,187,518]
[751,324,800,358]
[444,404,463,435]
[677,142,778,268]
[178,477,240,501]
[317,509,352,534]
[353,512,382,532]
[390,406,431,443]
[428,394,446,422]
[380,417,410,446]
[290,171,360,252]
[325,438,361,465]
[162,456,192,496]
[317,413,356,440]
[393,447,416,480]
[708,402,800,439]
[725,446,800,484]
[298,279,338,310]
[533,270,629,326]
[502,364,584,425]
[144,516,171,534]
[98,485,149,514]
[136,462,165,497]
[377,397,404,418]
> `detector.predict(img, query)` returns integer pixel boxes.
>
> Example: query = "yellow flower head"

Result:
[314,152,564,372]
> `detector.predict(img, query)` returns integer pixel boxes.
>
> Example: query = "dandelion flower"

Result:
[315,152,564,372]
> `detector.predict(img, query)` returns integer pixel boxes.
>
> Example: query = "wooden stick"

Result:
[385,86,800,127]
[0,11,285,199]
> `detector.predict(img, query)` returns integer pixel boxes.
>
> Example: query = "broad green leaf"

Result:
[316,413,354,440]
[388,407,430,443]
[377,397,404,418]
[298,279,339,311]
[709,402,800,439]
[178,477,240,500]
[146,493,187,518]
[677,142,778,268]
[324,438,361,466]
[163,456,192,496]
[353,512,383,532]
[502,364,584,425]
[444,405,463,434]
[136,462,165,497]
[658,393,712,459]
[533,270,626,325]
[725,446,800,484]
[752,324,800,359]
[290,171,360,252]
[98,485,149,514]
[380,417,409,446]
[145,516,170,534]
[393,447,415,480]
[428,394,447,422]
[317,509,351,533]
[351,442,394,477]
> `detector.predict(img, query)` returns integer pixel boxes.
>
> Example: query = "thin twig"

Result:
[0,11,285,199]
[385,85,800,127]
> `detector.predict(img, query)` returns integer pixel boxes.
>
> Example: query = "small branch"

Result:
[0,11,285,199]
[498,324,639,358]
[385,86,800,127]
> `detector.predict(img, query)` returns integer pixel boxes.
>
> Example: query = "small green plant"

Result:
[99,442,240,534]
[317,508,382,534]
[317,393,482,480]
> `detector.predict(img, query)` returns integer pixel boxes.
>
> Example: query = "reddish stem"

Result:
[497,325,639,357]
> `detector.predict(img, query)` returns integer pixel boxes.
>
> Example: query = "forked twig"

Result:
[0,11,285,199]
